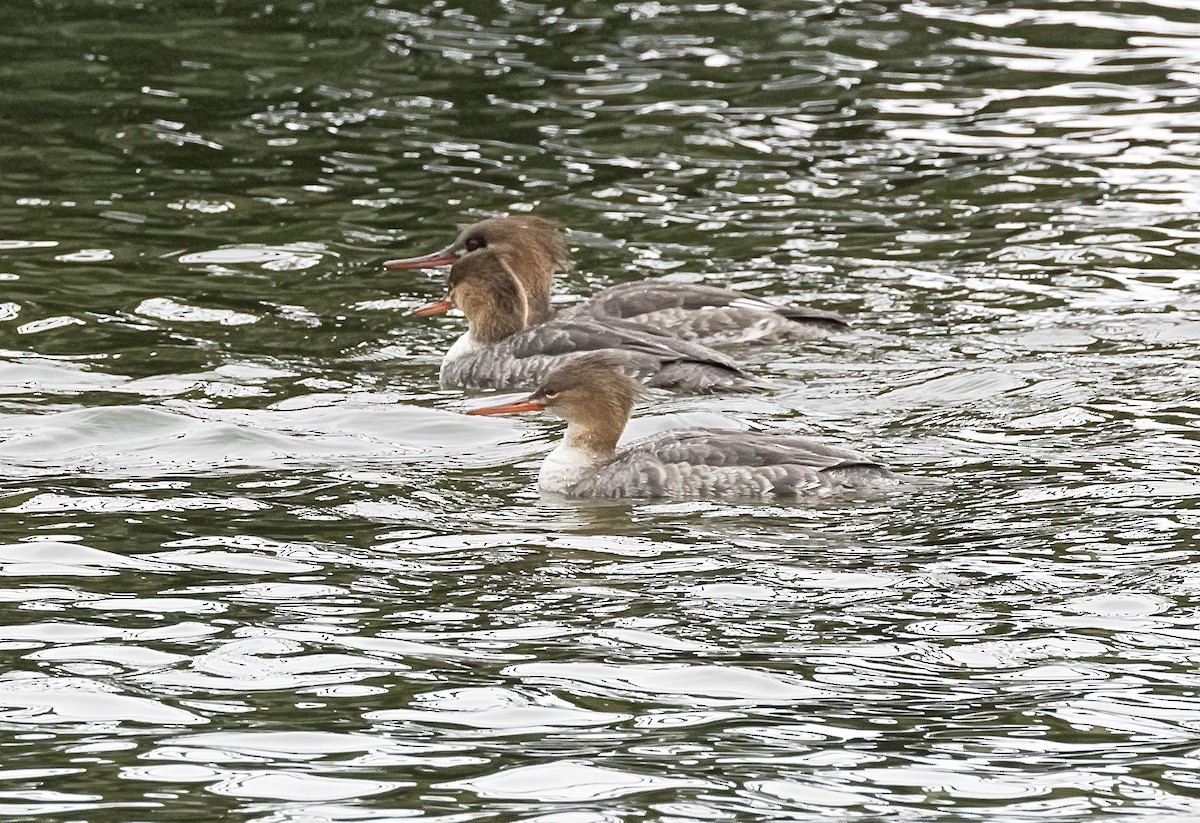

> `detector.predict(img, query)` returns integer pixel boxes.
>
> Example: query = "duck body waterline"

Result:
[385,216,851,346]
[469,353,897,500]
[536,428,894,499]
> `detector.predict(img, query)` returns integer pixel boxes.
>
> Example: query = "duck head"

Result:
[411,250,541,344]
[467,352,641,455]
[387,216,567,325]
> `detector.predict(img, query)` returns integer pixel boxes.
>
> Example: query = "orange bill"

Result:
[467,399,546,416]
[384,247,459,269]
[411,298,454,316]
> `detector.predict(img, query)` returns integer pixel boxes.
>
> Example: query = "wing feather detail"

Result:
[568,428,892,497]
[559,281,850,341]
[441,320,757,392]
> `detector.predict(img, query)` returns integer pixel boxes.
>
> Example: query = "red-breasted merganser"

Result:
[411,250,763,393]
[385,216,850,343]
[468,353,895,498]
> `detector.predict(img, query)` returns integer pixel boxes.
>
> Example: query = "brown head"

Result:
[386,216,568,324]
[411,252,535,344]
[467,352,642,455]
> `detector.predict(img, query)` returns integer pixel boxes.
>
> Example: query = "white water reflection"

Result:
[0,0,1198,820]
[508,663,834,703]
[177,243,329,271]
[0,401,528,478]
[440,762,714,802]
[136,298,259,326]
[0,677,205,725]
[369,686,630,732]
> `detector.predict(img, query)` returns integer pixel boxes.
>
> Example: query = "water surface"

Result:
[1,1,1199,820]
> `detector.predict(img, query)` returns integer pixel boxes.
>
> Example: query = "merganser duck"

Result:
[385,216,850,343]
[411,249,763,393]
[468,353,895,498]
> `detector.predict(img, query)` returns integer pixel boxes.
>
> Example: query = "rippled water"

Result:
[2,1,1199,819]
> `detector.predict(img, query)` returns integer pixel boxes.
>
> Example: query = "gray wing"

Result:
[633,428,883,470]
[504,318,764,392]
[564,281,850,332]
[444,321,761,393]
[572,429,891,498]
[506,317,742,369]
[573,282,758,315]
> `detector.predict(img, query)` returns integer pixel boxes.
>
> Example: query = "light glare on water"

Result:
[1,0,1199,820]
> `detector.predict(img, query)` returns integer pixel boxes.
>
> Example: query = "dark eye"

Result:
[464,234,486,252]
[541,390,558,401]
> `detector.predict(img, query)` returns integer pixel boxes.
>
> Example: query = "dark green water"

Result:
[1,1,1198,819]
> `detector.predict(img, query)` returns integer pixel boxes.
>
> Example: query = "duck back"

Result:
[561,428,894,498]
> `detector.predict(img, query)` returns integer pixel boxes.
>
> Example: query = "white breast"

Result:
[444,331,478,364]
[538,441,603,494]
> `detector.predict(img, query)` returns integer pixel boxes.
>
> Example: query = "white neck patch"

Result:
[538,436,604,494]
[443,331,478,364]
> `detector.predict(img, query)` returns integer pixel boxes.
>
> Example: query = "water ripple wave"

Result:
[0,0,1197,820]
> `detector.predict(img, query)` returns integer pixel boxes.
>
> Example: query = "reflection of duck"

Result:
[469,353,895,498]
[410,250,763,393]
[386,216,850,343]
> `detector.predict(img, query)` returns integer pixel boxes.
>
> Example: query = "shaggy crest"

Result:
[530,353,643,455]
[454,216,570,278]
